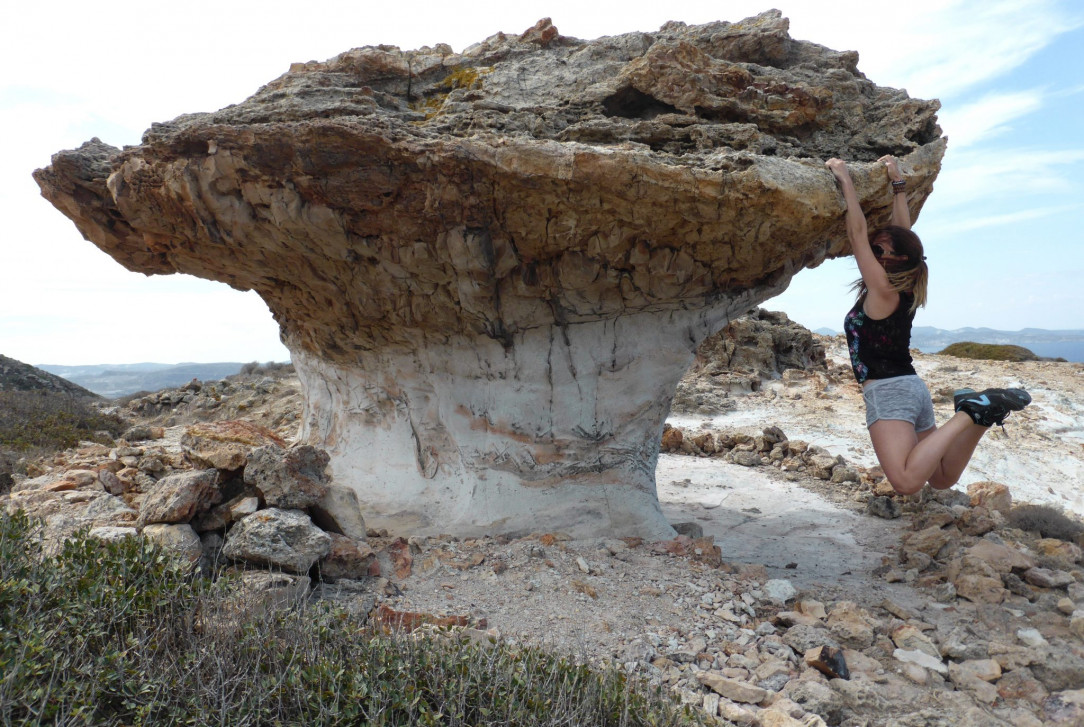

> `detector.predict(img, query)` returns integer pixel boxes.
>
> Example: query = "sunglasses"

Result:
[872,244,895,259]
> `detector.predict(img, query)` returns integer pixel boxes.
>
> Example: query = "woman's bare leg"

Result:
[918,421,987,489]
[868,413,986,495]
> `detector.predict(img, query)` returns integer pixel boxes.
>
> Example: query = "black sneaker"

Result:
[954,387,1031,427]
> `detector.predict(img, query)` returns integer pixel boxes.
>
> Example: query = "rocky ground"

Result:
[4,330,1084,726]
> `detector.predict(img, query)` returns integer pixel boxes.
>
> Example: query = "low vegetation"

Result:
[937,341,1039,362]
[1007,503,1084,542]
[0,390,125,455]
[0,510,704,727]
[239,360,294,377]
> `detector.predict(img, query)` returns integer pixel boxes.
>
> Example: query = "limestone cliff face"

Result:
[35,11,944,537]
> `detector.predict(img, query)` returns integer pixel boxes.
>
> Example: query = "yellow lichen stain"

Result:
[409,66,493,121]
[438,66,489,91]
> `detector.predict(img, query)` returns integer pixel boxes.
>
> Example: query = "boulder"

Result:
[142,523,203,563]
[181,421,286,471]
[222,508,331,573]
[317,533,376,582]
[139,469,219,525]
[34,12,943,536]
[244,445,330,510]
[309,483,368,541]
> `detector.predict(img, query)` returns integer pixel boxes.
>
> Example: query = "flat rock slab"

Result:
[657,454,905,594]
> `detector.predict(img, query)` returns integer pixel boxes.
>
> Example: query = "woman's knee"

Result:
[885,472,924,496]
[927,473,959,490]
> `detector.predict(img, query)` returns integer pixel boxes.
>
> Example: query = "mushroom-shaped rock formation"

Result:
[35,12,944,538]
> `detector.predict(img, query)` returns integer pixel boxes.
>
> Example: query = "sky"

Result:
[1,0,1081,365]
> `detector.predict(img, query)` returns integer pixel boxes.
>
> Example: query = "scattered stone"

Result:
[318,533,376,582]
[696,672,769,704]
[894,648,947,675]
[954,573,1008,604]
[805,645,850,680]
[1070,611,1084,639]
[672,521,704,539]
[903,526,955,558]
[1043,689,1084,725]
[762,579,797,605]
[826,601,875,649]
[890,624,939,658]
[951,658,1002,683]
[1032,650,1084,692]
[782,624,839,654]
[968,481,1012,514]
[1024,566,1075,589]
[866,496,901,519]
[1016,628,1049,648]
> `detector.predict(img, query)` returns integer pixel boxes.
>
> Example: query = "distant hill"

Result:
[36,362,253,399]
[813,326,1084,363]
[0,354,99,398]
[937,342,1041,362]
[911,327,1084,362]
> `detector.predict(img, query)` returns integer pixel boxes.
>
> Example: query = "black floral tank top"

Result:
[843,292,917,384]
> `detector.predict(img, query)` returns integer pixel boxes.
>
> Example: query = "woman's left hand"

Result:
[878,155,902,182]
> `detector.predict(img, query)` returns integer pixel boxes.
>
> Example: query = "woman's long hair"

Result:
[851,225,928,312]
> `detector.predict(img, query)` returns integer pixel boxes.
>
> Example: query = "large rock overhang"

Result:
[34,11,944,537]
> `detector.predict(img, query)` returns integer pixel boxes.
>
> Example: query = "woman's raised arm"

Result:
[879,155,912,230]
[826,158,897,314]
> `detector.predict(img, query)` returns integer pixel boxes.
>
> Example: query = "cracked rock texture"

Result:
[34,11,944,537]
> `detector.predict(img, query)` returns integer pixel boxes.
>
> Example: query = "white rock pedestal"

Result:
[294,302,760,538]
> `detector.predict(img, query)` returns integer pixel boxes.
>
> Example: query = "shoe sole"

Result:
[983,388,1031,411]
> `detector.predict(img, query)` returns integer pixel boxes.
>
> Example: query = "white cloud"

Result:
[923,203,1079,235]
[780,0,1082,99]
[937,90,1044,148]
[930,148,1084,209]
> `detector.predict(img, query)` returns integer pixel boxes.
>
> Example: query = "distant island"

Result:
[814,326,1084,363]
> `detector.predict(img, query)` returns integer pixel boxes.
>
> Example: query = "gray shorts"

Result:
[863,375,936,432]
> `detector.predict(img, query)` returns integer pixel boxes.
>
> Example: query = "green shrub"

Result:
[1006,503,1084,542]
[0,390,126,454]
[0,510,704,727]
[937,342,1038,362]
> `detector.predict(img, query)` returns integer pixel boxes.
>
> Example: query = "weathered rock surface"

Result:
[244,445,330,510]
[222,507,332,573]
[34,11,944,536]
[139,469,220,524]
[181,420,286,470]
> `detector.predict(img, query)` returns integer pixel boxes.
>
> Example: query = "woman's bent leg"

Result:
[869,413,985,495]
[918,422,987,489]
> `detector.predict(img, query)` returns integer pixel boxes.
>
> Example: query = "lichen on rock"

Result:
[34,11,945,537]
